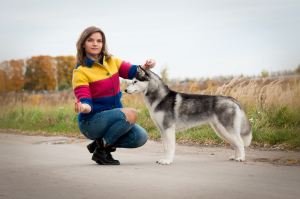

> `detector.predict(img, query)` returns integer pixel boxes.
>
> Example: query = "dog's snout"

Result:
[124,89,127,93]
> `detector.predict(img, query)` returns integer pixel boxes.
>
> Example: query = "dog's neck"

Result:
[142,71,170,105]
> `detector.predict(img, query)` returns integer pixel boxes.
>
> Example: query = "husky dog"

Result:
[125,67,252,165]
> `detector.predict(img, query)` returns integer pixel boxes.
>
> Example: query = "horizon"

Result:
[1,0,299,79]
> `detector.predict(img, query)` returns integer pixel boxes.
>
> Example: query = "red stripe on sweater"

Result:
[118,61,132,79]
[74,85,92,99]
[89,73,120,98]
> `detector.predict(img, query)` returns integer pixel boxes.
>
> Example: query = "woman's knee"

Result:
[126,128,148,148]
[136,130,148,147]
[121,108,138,124]
[115,125,148,148]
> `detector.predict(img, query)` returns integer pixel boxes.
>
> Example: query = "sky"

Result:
[1,0,300,79]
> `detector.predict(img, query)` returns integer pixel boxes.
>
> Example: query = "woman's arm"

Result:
[116,57,156,80]
[72,67,93,114]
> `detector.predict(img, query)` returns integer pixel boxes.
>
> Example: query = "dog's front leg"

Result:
[158,125,176,165]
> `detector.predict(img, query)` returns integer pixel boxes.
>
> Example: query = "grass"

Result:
[0,76,299,150]
[0,105,82,137]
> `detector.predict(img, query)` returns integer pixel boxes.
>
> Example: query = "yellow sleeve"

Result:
[72,67,89,89]
[112,57,124,70]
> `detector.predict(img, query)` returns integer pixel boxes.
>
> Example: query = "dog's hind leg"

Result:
[210,121,245,162]
[158,125,176,165]
[228,132,245,162]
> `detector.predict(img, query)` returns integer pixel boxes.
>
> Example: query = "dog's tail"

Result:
[240,113,252,147]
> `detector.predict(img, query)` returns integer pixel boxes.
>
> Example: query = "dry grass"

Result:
[215,77,300,110]
[0,76,299,149]
[0,90,76,111]
[163,77,300,111]
[121,76,300,149]
[3,77,298,111]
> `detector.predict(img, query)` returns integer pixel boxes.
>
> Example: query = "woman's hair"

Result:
[76,26,112,66]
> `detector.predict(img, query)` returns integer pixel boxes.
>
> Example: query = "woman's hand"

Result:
[141,59,156,70]
[75,101,91,114]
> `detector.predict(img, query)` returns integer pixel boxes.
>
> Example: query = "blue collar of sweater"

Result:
[85,57,104,67]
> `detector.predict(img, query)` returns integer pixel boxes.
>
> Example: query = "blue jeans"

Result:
[78,108,148,148]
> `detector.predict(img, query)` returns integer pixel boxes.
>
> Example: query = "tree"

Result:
[261,70,269,78]
[56,56,75,90]
[0,61,9,93]
[0,69,8,93]
[24,56,57,91]
[7,59,25,91]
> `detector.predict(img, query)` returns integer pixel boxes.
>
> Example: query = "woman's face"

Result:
[83,32,103,59]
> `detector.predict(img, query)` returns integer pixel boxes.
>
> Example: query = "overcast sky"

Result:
[1,0,299,79]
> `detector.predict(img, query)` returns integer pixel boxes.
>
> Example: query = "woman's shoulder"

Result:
[73,65,86,72]
[106,56,123,65]
[74,65,82,69]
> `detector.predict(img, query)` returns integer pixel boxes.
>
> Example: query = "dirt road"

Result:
[0,133,299,199]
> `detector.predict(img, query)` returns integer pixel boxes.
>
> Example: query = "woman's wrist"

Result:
[141,59,156,70]
[81,103,92,113]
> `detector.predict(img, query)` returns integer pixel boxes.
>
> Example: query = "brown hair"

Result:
[76,26,112,66]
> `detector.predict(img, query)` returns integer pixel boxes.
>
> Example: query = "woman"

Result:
[73,26,155,165]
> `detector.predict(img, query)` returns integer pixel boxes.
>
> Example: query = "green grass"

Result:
[136,107,159,139]
[0,102,299,150]
[136,102,300,149]
[0,105,81,137]
[248,106,300,149]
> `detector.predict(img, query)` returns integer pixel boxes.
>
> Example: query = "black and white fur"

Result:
[125,67,252,165]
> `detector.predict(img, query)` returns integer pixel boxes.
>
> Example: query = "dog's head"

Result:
[125,66,150,94]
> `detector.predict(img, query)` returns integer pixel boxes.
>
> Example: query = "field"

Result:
[0,76,299,150]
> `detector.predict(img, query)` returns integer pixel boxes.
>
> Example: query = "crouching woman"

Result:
[72,26,155,165]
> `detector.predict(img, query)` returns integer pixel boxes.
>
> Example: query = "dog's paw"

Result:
[229,156,236,161]
[235,157,245,162]
[156,159,172,165]
[229,156,245,162]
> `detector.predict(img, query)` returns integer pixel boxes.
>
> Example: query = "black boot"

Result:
[87,140,97,153]
[92,139,120,165]
[87,140,117,153]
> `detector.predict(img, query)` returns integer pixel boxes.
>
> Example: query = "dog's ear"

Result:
[137,65,143,72]
[138,65,150,77]
[136,65,150,81]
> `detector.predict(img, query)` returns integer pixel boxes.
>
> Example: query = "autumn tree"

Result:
[24,56,57,91]
[7,59,25,92]
[56,56,75,90]
[0,69,8,93]
[0,61,9,93]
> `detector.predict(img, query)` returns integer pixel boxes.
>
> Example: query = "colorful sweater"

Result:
[72,56,138,121]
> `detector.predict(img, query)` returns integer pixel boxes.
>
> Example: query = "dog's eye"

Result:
[133,80,137,84]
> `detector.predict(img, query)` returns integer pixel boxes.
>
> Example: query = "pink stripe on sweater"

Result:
[118,61,132,79]
[74,85,92,99]
[90,73,120,98]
